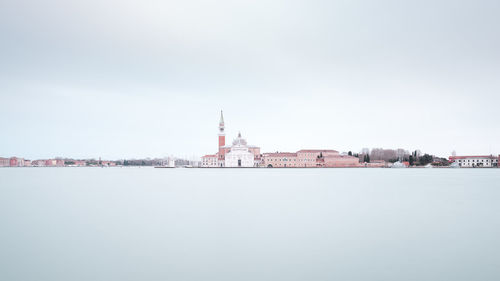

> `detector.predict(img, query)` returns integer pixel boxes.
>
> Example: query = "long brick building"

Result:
[262,150,360,168]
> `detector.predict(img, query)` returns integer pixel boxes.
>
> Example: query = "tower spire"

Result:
[219,110,224,126]
[219,110,225,134]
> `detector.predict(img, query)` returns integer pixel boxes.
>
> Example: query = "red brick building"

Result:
[262,150,361,168]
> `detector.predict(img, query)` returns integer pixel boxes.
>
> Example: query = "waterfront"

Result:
[1,168,499,281]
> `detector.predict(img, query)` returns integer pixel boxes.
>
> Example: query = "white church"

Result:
[224,132,255,167]
[201,111,261,168]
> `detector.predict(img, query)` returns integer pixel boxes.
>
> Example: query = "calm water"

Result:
[0,168,499,281]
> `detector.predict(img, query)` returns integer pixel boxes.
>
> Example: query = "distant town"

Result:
[0,157,184,168]
[199,111,499,168]
[2,111,499,169]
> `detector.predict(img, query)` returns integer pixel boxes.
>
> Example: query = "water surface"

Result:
[1,168,499,281]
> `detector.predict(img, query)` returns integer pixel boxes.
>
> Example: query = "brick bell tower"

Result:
[218,110,226,167]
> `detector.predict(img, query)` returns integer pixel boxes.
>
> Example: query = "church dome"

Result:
[232,132,248,146]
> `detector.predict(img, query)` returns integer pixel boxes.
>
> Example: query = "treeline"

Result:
[121,159,160,166]
[357,148,449,166]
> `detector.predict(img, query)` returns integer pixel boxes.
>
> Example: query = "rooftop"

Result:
[263,152,298,157]
[450,155,499,159]
[201,154,217,158]
[297,149,339,153]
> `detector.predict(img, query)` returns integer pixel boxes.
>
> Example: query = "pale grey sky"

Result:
[1,0,499,159]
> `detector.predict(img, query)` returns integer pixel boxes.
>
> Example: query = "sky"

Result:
[1,0,499,160]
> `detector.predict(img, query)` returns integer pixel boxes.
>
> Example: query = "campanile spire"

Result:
[219,110,225,133]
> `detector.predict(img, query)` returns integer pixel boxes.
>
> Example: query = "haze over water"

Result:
[1,168,499,281]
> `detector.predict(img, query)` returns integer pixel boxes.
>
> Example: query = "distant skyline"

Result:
[1,0,499,159]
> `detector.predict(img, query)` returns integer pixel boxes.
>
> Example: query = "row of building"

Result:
[201,112,500,168]
[201,112,383,168]
[0,157,64,167]
[202,148,375,168]
[260,150,385,168]
[0,157,117,167]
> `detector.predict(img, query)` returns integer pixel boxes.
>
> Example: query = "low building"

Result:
[32,160,46,167]
[297,150,339,167]
[320,154,361,167]
[201,154,218,167]
[262,152,298,168]
[63,160,75,166]
[262,149,362,168]
[74,160,87,167]
[449,155,499,167]
[9,157,25,167]
[0,157,9,167]
[101,161,116,167]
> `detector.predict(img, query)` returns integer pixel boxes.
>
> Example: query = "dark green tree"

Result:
[419,154,433,165]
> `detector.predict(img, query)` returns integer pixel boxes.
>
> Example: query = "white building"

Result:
[201,154,218,167]
[449,155,499,168]
[159,157,176,167]
[225,133,255,167]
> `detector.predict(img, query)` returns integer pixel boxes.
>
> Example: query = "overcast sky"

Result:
[1,0,499,160]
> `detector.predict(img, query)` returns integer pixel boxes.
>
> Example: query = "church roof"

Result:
[232,132,248,146]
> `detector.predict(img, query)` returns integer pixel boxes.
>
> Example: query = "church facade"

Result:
[225,133,255,167]
[201,111,261,168]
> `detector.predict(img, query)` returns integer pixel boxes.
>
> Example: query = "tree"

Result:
[409,155,414,166]
[363,154,371,163]
[348,151,352,156]
[419,154,433,166]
